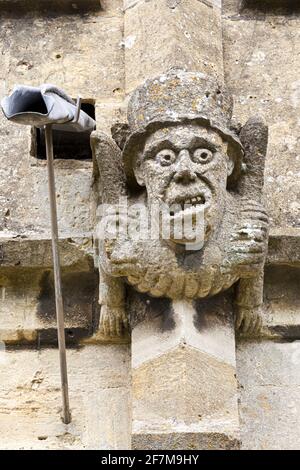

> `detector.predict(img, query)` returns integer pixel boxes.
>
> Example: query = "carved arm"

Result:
[91,131,129,337]
[234,116,269,334]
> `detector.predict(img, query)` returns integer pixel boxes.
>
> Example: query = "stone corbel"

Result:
[92,70,270,448]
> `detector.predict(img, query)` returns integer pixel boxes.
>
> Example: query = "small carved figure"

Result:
[92,71,269,337]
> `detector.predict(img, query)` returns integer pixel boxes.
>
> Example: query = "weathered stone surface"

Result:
[94,70,269,339]
[0,0,298,452]
[2,231,299,345]
[132,298,240,449]
[0,345,130,449]
[224,0,300,15]
[0,237,93,268]
[0,237,98,344]
[223,7,300,230]
[0,0,101,9]
[0,268,98,345]
[262,264,300,339]
[242,0,300,12]
[0,2,124,238]
[267,228,300,266]
[92,58,272,450]
[237,340,300,450]
[133,431,239,450]
[124,0,224,93]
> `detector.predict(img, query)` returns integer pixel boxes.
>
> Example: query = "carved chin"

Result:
[168,214,211,247]
[162,206,210,248]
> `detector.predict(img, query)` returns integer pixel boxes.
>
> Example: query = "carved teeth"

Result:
[184,195,205,205]
[169,195,206,217]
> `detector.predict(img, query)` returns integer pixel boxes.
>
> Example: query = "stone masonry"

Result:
[0,0,299,450]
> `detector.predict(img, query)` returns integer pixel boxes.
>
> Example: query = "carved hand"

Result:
[235,304,263,335]
[99,304,129,338]
[230,197,269,273]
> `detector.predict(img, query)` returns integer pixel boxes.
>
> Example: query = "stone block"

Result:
[223,12,300,229]
[237,340,300,450]
[0,267,98,345]
[0,345,131,449]
[124,0,224,93]
[132,297,240,449]
[0,238,98,345]
[0,5,124,239]
[0,0,101,9]
[267,228,300,266]
[263,264,300,339]
[242,0,299,11]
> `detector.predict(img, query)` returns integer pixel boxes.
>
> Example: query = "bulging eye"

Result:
[193,148,213,164]
[156,149,176,166]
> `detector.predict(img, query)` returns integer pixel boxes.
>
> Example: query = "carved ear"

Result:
[238,116,268,201]
[133,152,145,187]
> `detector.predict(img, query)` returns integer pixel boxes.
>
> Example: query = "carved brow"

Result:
[143,139,177,159]
[143,136,220,160]
[188,136,219,152]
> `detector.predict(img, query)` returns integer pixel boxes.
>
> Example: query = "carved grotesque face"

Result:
[133,124,234,244]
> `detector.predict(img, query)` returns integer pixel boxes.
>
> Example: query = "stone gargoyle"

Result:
[91,71,269,338]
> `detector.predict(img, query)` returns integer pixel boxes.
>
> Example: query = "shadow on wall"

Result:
[264,265,300,339]
[241,0,300,14]
[0,0,102,16]
[37,269,99,344]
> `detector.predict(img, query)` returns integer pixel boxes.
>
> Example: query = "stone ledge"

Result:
[0,237,94,270]
[0,232,299,345]
[2,230,300,268]
[223,0,300,17]
[132,430,240,450]
[267,228,300,267]
[124,0,221,9]
[0,236,98,346]
[0,267,99,346]
[242,0,298,9]
[237,340,300,450]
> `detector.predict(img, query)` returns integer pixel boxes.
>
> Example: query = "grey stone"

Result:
[131,296,240,449]
[223,9,300,230]
[0,0,299,452]
[0,345,131,450]
[92,69,269,449]
[237,340,300,450]
[124,0,224,92]
[93,70,269,338]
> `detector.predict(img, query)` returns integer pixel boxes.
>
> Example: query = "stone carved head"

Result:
[122,71,244,244]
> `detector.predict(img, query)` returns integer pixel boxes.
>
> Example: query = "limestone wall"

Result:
[223,0,300,450]
[223,0,300,229]
[0,0,124,238]
[0,344,130,449]
[0,0,299,450]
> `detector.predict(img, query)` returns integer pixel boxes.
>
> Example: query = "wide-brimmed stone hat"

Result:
[122,70,244,189]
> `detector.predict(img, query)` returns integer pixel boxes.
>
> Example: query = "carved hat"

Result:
[122,70,244,189]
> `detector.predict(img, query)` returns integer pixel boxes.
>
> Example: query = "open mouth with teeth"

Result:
[168,194,207,217]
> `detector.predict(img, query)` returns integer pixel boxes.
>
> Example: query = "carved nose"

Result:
[174,150,196,184]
